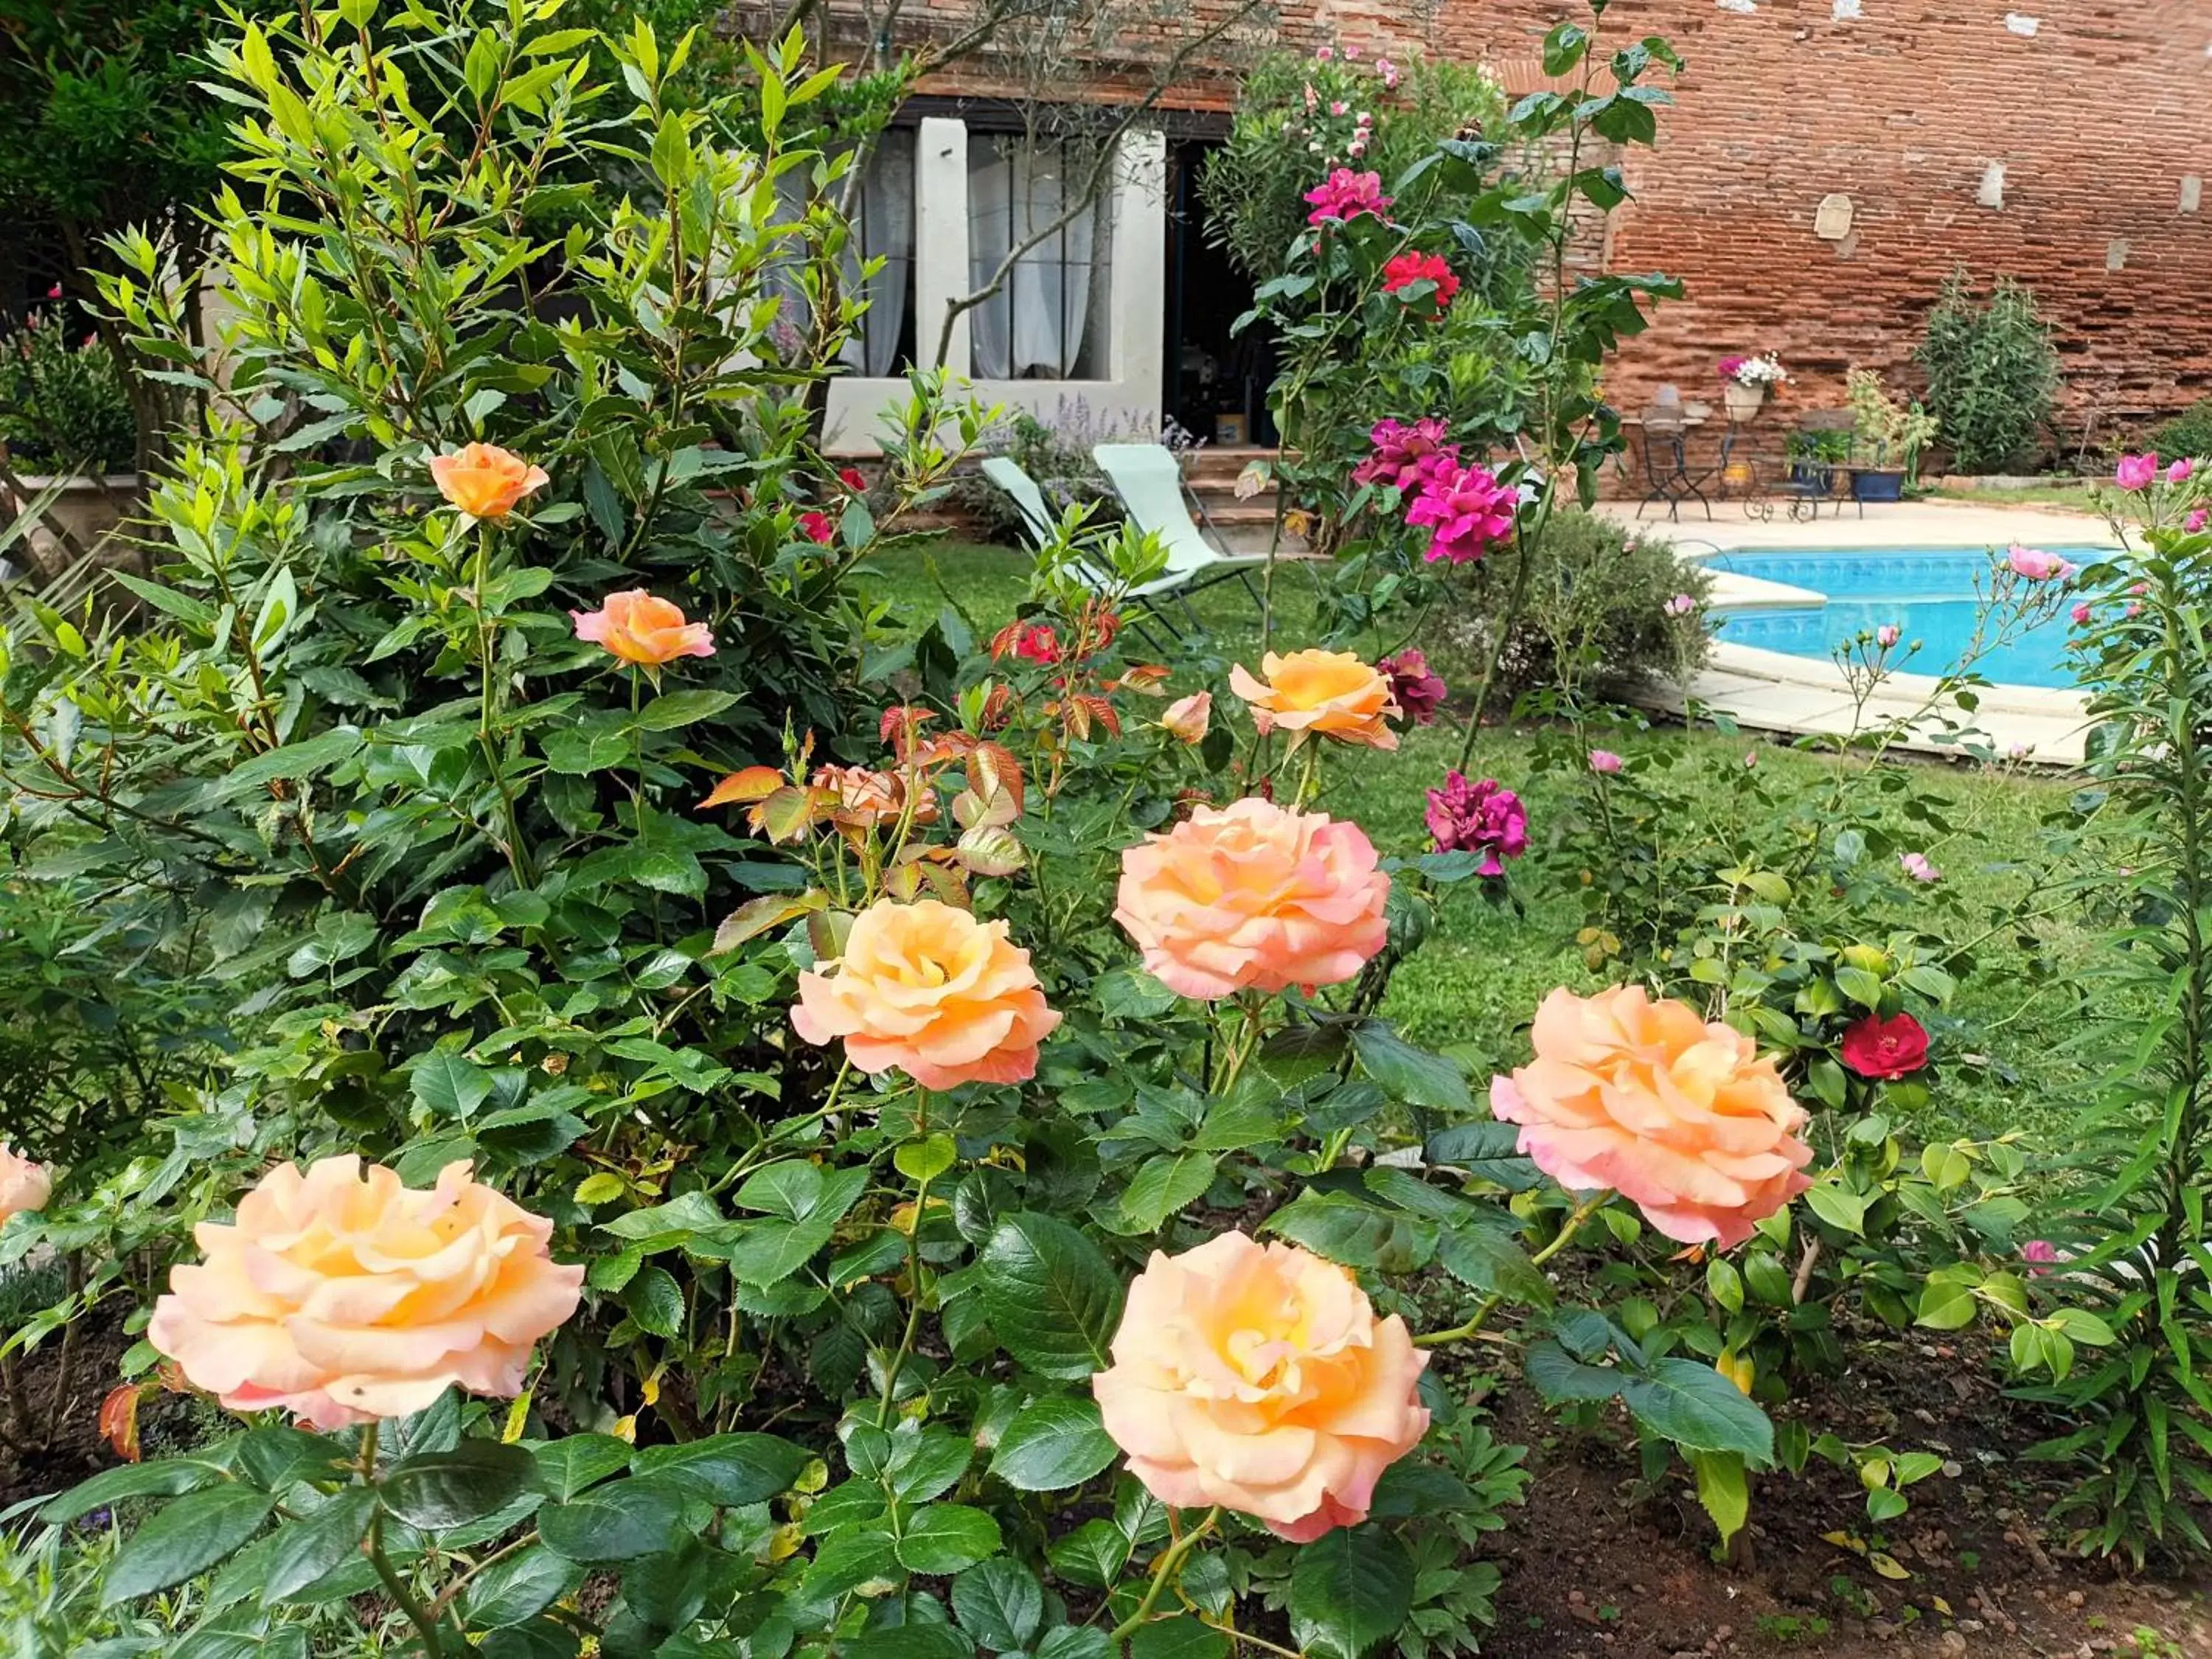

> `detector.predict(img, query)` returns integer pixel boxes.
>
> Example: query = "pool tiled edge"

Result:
[1601,503,2119,768]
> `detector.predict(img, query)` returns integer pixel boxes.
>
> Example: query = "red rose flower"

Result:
[799,510,837,545]
[839,467,869,493]
[1839,1012,1929,1080]
[1381,251,1460,311]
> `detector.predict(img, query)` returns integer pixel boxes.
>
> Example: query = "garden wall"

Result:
[869,0,2212,453]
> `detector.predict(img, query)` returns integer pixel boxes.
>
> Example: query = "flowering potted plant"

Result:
[1717,351,1788,420]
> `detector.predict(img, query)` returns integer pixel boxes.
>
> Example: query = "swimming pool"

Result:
[1703,548,2109,691]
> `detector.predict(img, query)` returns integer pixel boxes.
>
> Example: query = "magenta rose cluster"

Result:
[1303,167,1392,226]
[1425,770,1528,875]
[1353,418,1518,566]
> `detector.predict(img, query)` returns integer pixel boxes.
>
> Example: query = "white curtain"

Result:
[841,128,914,378]
[969,139,1099,380]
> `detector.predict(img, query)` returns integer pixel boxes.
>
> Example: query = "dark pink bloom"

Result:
[1378,650,1446,725]
[1717,355,1747,380]
[2021,1239,2060,1276]
[2115,453,2159,491]
[1425,771,1528,875]
[1588,749,1623,775]
[838,467,869,493]
[1303,168,1391,226]
[2071,601,2093,625]
[1405,460,1517,565]
[45,283,62,299]
[2188,508,2209,534]
[799,510,836,545]
[2168,458,2194,484]
[1352,418,1455,491]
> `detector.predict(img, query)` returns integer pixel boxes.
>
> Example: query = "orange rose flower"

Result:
[790,898,1060,1089]
[571,589,715,665]
[1490,985,1814,1249]
[429,442,549,519]
[1158,691,1211,745]
[0,1144,52,1221]
[1093,1231,1429,1542]
[1113,797,1388,1000]
[147,1156,582,1430]
[1229,649,1399,750]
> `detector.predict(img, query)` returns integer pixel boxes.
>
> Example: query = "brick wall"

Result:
[765,0,2212,453]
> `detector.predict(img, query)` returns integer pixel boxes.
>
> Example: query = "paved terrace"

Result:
[1593,500,2124,766]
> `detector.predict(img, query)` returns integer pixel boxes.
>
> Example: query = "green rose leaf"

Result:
[977,1212,1124,1380]
[989,1396,1120,1492]
[102,1484,276,1606]
[380,1441,536,1531]
[1288,1523,1416,1659]
[263,1486,377,1603]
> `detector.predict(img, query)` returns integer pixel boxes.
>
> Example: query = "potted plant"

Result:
[1844,366,1939,503]
[0,304,141,581]
[1718,351,1788,420]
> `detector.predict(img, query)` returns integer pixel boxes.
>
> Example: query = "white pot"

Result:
[1723,383,1767,421]
[0,473,143,585]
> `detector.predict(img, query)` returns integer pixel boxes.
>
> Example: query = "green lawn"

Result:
[871,536,2095,1147]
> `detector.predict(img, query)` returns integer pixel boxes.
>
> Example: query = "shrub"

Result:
[0,308,138,475]
[1915,271,2062,474]
[2150,397,2212,463]
[1445,510,1710,702]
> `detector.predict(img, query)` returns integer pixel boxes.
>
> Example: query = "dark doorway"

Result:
[1163,140,1272,445]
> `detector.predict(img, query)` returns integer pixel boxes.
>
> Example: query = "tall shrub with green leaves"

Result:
[2022,469,2212,1560]
[1914,271,2062,475]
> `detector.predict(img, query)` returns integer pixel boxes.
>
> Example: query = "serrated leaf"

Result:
[989,1397,1119,1492]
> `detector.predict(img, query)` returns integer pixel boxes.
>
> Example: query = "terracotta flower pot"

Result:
[1723,383,1767,421]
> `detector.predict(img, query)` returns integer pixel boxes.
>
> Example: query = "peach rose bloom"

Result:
[571,589,715,665]
[1113,797,1388,1000]
[0,1144,52,1221]
[1093,1231,1429,1541]
[1158,691,1211,745]
[429,442,549,519]
[1490,985,1814,1249]
[790,898,1060,1089]
[147,1156,582,1430]
[1229,649,1399,750]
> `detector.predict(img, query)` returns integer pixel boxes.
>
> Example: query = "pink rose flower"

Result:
[1352,417,1456,491]
[1302,168,1391,226]
[1425,771,1528,874]
[2072,602,2093,625]
[1588,749,1623,774]
[1899,851,1940,883]
[2006,545,2068,581]
[1665,594,1697,617]
[2115,453,2159,491]
[2189,509,2209,534]
[1876,623,1901,647]
[2168,458,2194,484]
[1114,798,1389,1000]
[1329,100,1349,116]
[1489,986,1814,1248]
[1314,44,1334,60]
[147,1157,582,1430]
[1092,1231,1428,1542]
[1405,459,1517,565]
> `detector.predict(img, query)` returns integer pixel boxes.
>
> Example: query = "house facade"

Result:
[797,0,2212,457]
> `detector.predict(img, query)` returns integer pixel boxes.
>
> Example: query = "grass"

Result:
[1928,480,2103,513]
[871,535,2096,1147]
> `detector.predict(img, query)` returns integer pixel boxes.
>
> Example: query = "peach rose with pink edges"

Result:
[571,590,715,666]
[0,1144,52,1221]
[1229,649,1399,750]
[790,898,1060,1089]
[1092,1231,1429,1541]
[429,442,549,519]
[147,1155,582,1430]
[1113,797,1389,1000]
[1490,985,1813,1249]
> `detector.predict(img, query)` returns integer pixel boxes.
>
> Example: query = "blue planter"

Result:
[1852,468,1906,503]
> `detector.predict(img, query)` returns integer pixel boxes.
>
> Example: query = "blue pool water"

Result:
[1704,548,2108,690]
